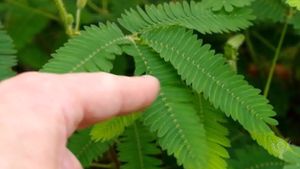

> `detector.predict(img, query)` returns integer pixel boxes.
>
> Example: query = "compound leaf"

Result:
[127,44,208,169]
[141,26,277,133]
[41,23,128,73]
[68,128,111,168]
[119,1,254,34]
[118,121,161,169]
[91,113,140,142]
[0,23,17,80]
[194,94,230,169]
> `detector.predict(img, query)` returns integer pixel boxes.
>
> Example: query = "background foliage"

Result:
[1,0,300,169]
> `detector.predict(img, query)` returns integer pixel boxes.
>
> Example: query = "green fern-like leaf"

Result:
[201,0,254,12]
[0,23,17,80]
[124,44,209,169]
[125,43,231,169]
[283,146,300,168]
[122,44,146,76]
[249,130,300,165]
[118,121,161,169]
[41,23,129,73]
[228,145,285,169]
[141,26,277,133]
[140,26,300,165]
[251,131,300,166]
[118,1,254,34]
[251,132,292,160]
[91,113,140,142]
[283,146,300,165]
[194,94,230,169]
[68,128,111,168]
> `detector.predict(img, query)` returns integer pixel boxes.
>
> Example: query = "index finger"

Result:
[62,73,160,130]
[0,72,160,135]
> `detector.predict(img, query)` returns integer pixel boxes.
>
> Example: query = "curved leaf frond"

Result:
[141,26,277,133]
[125,44,208,169]
[284,146,300,164]
[118,1,254,34]
[250,132,300,166]
[0,23,17,80]
[118,122,161,169]
[140,27,300,163]
[91,113,140,142]
[68,128,111,167]
[41,23,129,73]
[283,145,300,168]
[194,94,230,169]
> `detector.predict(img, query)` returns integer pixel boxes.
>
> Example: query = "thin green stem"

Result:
[88,1,101,12]
[54,0,68,24]
[246,28,285,138]
[75,8,81,33]
[263,22,288,97]
[251,31,276,52]
[102,0,108,10]
[245,31,259,64]
[90,163,114,168]
[87,1,111,18]
[6,0,59,21]
[263,12,292,139]
[54,0,73,36]
[245,31,268,78]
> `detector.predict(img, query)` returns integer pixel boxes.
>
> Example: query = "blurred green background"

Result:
[1,0,300,166]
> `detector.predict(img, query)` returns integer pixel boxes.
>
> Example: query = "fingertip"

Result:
[142,75,160,88]
[141,75,160,103]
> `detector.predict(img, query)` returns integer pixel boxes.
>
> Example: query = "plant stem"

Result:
[75,8,81,33]
[251,31,276,52]
[245,31,259,64]
[90,163,114,168]
[102,0,108,10]
[263,9,294,138]
[247,26,286,138]
[54,0,73,36]
[87,1,111,16]
[263,22,288,97]
[54,0,68,24]
[88,1,101,12]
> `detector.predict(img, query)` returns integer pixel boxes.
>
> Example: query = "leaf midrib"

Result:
[133,123,146,169]
[145,38,270,131]
[132,44,199,162]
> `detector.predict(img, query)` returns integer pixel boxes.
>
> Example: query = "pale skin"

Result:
[0,72,160,169]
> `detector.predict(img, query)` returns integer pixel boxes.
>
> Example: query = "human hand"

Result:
[0,72,160,169]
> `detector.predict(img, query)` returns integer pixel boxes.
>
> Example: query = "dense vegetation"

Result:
[1,0,300,168]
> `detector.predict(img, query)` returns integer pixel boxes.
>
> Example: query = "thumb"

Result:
[61,149,83,169]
